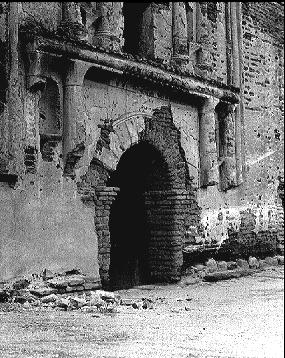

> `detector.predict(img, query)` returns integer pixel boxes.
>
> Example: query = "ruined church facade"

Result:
[0,2,284,289]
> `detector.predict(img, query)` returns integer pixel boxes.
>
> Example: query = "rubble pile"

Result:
[181,255,284,283]
[0,268,155,312]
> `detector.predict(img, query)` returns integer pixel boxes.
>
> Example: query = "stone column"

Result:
[7,2,24,176]
[63,61,89,176]
[92,2,113,49]
[195,2,213,74]
[199,97,219,187]
[216,101,237,190]
[61,2,86,40]
[172,2,189,70]
[231,2,244,185]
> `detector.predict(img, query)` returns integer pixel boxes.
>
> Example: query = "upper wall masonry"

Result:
[14,2,243,91]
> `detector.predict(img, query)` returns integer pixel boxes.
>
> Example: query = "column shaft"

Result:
[199,97,219,187]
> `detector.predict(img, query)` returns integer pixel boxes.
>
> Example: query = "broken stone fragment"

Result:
[193,264,205,272]
[69,296,87,309]
[227,261,238,270]
[89,294,106,309]
[275,255,284,265]
[248,257,259,269]
[258,259,268,269]
[56,297,71,310]
[217,261,228,271]
[41,269,55,280]
[180,277,200,286]
[203,269,253,282]
[83,282,101,290]
[81,306,96,313]
[264,256,279,266]
[66,275,85,286]
[48,278,68,289]
[206,258,218,273]
[29,286,57,297]
[120,298,135,306]
[66,285,84,292]
[142,299,154,309]
[41,294,58,304]
[132,301,143,309]
[236,259,249,269]
[95,290,116,302]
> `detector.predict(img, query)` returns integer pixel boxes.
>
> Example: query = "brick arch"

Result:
[107,106,195,287]
[84,106,200,287]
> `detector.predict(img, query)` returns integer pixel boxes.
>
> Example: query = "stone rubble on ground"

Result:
[0,255,284,309]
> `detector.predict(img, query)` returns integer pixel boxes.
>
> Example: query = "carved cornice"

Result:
[24,36,240,104]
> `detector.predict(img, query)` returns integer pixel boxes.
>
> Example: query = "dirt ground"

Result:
[0,266,283,358]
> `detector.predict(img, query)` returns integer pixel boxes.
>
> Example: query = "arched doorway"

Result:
[108,141,172,290]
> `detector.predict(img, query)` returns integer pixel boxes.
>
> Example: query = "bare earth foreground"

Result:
[0,266,283,358]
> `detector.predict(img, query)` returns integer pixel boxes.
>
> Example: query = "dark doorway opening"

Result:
[108,142,171,290]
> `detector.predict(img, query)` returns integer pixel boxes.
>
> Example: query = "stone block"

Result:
[227,261,238,270]
[258,259,269,269]
[236,259,249,269]
[48,278,68,289]
[206,258,218,273]
[248,256,259,269]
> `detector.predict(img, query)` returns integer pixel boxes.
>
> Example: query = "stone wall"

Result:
[197,2,284,259]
